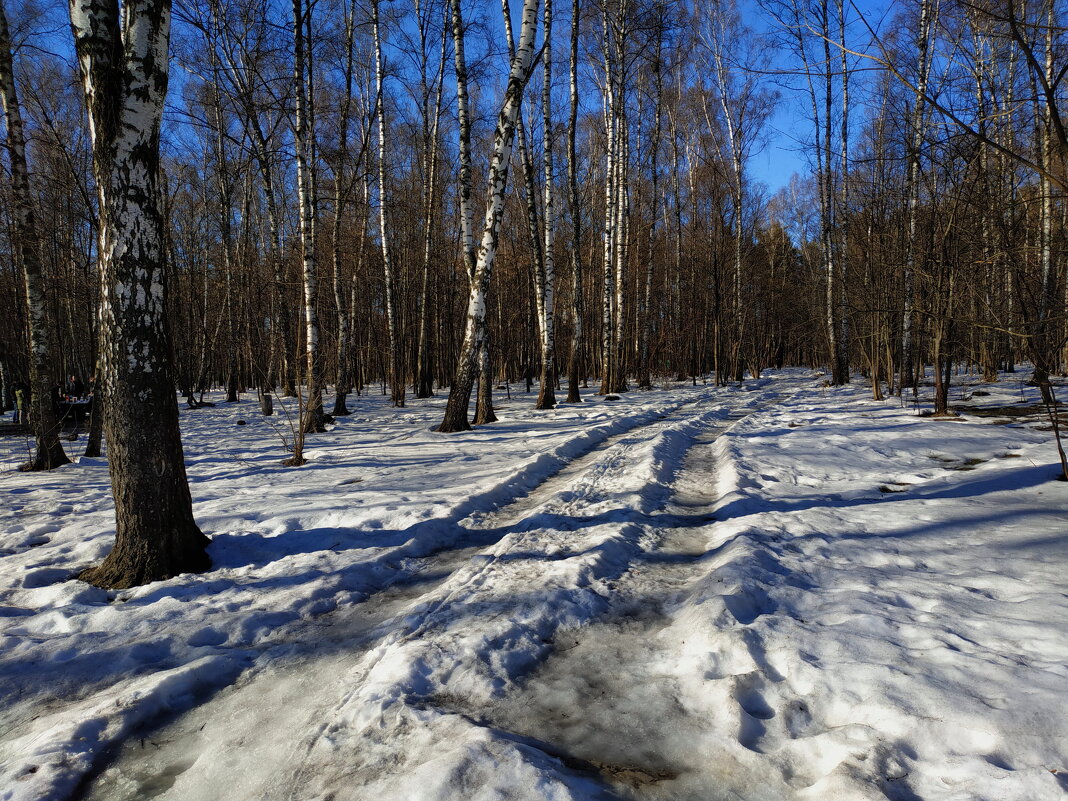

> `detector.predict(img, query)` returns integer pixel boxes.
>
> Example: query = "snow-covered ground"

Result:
[1,370,1065,801]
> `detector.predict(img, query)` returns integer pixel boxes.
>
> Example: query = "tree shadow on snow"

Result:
[714,461,1059,523]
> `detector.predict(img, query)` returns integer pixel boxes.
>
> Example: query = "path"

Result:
[81,383,792,801]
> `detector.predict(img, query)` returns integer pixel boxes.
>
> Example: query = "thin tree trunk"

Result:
[1031,0,1056,403]
[331,0,358,417]
[207,64,239,403]
[372,0,405,408]
[900,0,933,395]
[612,66,630,394]
[599,1,617,395]
[439,0,541,433]
[708,9,745,382]
[820,0,843,386]
[501,0,553,408]
[0,0,69,471]
[290,0,325,445]
[537,0,556,408]
[832,0,851,385]
[564,0,582,403]
[638,18,663,390]
[84,349,105,455]
[415,10,447,400]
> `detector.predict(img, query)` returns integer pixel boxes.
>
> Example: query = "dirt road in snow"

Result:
[81,383,791,801]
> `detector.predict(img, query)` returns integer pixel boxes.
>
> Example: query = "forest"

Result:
[1,0,1066,589]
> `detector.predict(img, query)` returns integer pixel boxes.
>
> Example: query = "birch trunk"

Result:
[612,77,629,393]
[900,0,933,395]
[708,11,745,382]
[331,0,358,417]
[438,0,541,433]
[70,0,209,587]
[598,1,617,394]
[504,0,556,409]
[833,0,850,385]
[449,0,476,280]
[0,0,69,471]
[415,8,447,399]
[1031,0,1056,403]
[372,0,405,407]
[638,17,663,390]
[445,0,477,428]
[564,0,583,403]
[501,0,553,409]
[537,0,556,408]
[291,0,325,442]
[820,0,842,386]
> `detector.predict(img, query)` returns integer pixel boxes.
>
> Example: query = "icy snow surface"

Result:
[1,370,1066,801]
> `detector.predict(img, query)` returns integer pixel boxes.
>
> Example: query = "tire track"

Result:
[81,382,793,801]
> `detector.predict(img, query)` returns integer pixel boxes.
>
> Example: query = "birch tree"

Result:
[0,0,70,471]
[329,0,362,416]
[438,0,541,433]
[291,0,326,443]
[414,0,448,400]
[70,0,210,587]
[537,0,557,408]
[900,0,935,394]
[372,0,405,407]
[563,0,583,403]
[503,0,556,409]
[598,0,621,394]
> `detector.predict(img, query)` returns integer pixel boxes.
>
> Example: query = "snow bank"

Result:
[668,376,1068,799]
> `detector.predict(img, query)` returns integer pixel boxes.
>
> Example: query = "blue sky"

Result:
[743,0,894,194]
[22,0,896,196]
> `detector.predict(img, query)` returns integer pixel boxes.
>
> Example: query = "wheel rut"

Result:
[437,410,764,801]
[81,388,781,801]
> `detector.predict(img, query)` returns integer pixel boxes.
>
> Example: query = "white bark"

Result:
[70,0,209,586]
[291,0,325,443]
[440,0,541,431]
[599,0,616,393]
[449,0,476,278]
[539,0,556,407]
[564,0,582,402]
[901,0,933,393]
[372,0,404,407]
[0,0,68,469]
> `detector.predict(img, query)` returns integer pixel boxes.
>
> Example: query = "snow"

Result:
[1,370,1066,801]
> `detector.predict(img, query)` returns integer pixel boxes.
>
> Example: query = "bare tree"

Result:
[70,0,210,587]
[438,0,541,432]
[291,0,326,444]
[0,0,69,471]
[537,0,557,408]
[563,0,583,403]
[414,0,448,400]
[372,0,405,408]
